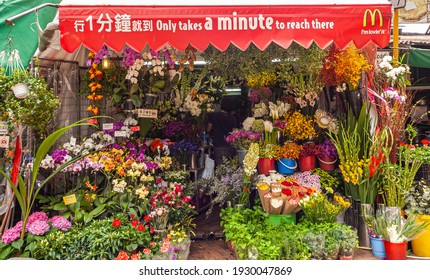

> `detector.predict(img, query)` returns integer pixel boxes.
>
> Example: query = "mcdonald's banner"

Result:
[58,0,392,53]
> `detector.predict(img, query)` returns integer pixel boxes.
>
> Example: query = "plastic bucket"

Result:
[299,155,316,172]
[317,156,337,172]
[412,214,430,257]
[383,240,408,260]
[257,158,275,175]
[369,236,386,259]
[268,213,296,226]
[277,158,297,175]
[236,150,248,167]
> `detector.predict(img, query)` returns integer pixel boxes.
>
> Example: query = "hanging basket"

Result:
[11,83,29,99]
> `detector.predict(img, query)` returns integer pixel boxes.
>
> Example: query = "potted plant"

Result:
[298,141,320,172]
[372,210,429,260]
[257,143,277,175]
[274,141,301,175]
[317,139,338,172]
[0,68,61,140]
[405,179,430,257]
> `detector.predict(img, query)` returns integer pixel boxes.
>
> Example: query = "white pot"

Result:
[11,83,29,99]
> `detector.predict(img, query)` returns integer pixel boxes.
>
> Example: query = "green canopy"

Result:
[408,48,430,69]
[0,0,61,70]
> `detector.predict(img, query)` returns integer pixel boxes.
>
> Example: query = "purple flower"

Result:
[50,216,72,231]
[317,140,338,159]
[27,211,48,225]
[27,220,50,236]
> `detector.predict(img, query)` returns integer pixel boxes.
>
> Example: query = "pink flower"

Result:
[1,227,21,243]
[27,220,50,235]
[27,212,48,225]
[50,216,72,231]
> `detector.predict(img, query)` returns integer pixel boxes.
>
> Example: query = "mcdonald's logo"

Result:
[363,9,383,27]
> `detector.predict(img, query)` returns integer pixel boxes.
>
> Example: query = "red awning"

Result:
[58,2,392,52]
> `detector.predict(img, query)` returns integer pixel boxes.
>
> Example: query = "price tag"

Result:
[0,136,9,148]
[114,130,127,137]
[70,137,77,146]
[137,109,158,118]
[103,123,114,130]
[63,194,77,205]
[0,122,7,135]
[130,126,140,132]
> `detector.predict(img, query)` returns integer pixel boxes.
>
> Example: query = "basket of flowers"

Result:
[274,141,301,175]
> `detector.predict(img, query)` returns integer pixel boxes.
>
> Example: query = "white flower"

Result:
[243,117,255,131]
[263,120,273,132]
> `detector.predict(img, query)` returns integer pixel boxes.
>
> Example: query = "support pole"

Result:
[393,9,399,61]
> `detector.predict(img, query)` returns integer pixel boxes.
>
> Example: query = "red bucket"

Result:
[257,158,275,175]
[318,156,337,172]
[383,240,408,260]
[298,155,316,172]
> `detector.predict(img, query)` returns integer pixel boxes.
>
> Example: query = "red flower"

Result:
[177,202,182,207]
[399,142,406,146]
[130,214,135,219]
[156,177,162,184]
[131,219,139,228]
[182,196,191,203]
[112,217,122,228]
[150,227,154,233]
[421,139,429,146]
[175,184,182,194]
[137,225,145,232]
[281,188,292,196]
[144,215,151,222]
[281,181,293,187]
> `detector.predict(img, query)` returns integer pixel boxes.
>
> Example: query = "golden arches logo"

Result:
[363,9,383,27]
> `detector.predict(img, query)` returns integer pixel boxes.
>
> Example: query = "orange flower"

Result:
[114,251,129,260]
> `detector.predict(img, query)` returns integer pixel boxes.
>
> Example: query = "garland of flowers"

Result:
[85,47,109,117]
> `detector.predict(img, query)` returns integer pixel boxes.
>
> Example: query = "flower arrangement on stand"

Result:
[316,139,338,172]
[299,192,350,224]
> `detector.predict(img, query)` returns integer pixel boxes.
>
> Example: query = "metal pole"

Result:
[5,3,59,26]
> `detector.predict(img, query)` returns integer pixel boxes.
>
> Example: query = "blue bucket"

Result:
[277,158,297,175]
[369,236,386,259]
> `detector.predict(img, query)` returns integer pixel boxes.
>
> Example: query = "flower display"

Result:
[314,109,338,133]
[378,55,411,88]
[299,192,347,224]
[249,87,272,106]
[246,71,277,89]
[274,141,301,160]
[299,142,320,157]
[292,171,321,191]
[317,139,338,160]
[322,44,372,91]
[238,143,260,206]
[225,129,262,150]
[284,111,316,141]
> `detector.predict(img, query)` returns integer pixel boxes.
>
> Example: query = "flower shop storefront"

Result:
[5,0,430,262]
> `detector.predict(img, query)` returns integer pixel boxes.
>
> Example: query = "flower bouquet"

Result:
[274,141,301,160]
[299,192,349,224]
[149,206,170,231]
[225,129,262,150]
[284,111,316,141]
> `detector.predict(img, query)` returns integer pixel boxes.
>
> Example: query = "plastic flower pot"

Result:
[257,158,275,175]
[369,236,386,259]
[412,214,430,257]
[383,240,408,260]
[277,158,297,174]
[298,155,316,172]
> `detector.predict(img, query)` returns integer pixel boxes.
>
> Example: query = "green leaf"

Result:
[130,83,139,94]
[74,211,84,223]
[84,213,94,224]
[153,80,165,89]
[131,95,142,107]
[11,239,24,250]
[89,204,106,217]
[53,203,68,211]
[126,243,138,252]
[0,246,14,260]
